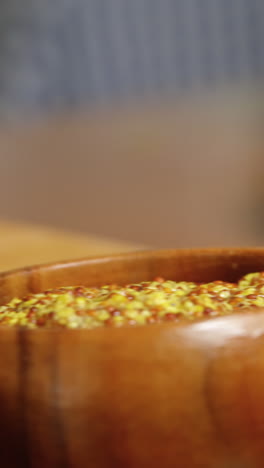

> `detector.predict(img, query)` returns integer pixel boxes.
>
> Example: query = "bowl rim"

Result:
[1,246,264,278]
[1,246,264,334]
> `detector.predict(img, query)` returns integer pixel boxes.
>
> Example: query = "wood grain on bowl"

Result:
[1,247,264,304]
[0,248,264,467]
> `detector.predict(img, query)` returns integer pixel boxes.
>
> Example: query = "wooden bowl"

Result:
[1,248,264,467]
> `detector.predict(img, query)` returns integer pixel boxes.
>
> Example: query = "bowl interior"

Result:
[0,248,264,306]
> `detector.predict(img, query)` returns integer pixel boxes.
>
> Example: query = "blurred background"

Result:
[0,0,264,249]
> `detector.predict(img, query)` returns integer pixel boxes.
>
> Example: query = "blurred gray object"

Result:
[0,0,263,119]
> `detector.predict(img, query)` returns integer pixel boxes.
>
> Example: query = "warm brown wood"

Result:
[0,220,141,271]
[2,247,264,304]
[1,248,264,467]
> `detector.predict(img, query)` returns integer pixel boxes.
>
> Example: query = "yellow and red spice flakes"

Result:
[1,272,264,329]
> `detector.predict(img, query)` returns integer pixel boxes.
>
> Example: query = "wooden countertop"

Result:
[0,220,141,272]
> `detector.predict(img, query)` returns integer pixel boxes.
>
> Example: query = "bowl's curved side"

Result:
[1,247,264,304]
[0,248,264,466]
[0,313,264,467]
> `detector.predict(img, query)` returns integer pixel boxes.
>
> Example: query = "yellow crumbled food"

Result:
[0,273,263,329]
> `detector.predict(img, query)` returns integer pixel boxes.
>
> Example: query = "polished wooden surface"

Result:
[1,249,264,467]
[1,247,264,302]
[0,220,140,272]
